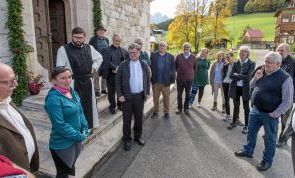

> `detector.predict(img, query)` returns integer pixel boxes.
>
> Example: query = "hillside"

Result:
[225,12,276,45]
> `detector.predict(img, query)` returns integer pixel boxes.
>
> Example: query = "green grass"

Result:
[225,13,276,45]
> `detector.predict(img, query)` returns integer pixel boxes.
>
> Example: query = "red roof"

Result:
[245,29,264,38]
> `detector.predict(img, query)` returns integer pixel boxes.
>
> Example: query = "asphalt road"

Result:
[91,87,294,178]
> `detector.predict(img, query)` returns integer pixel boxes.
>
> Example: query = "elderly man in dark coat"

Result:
[115,43,151,151]
[276,43,295,148]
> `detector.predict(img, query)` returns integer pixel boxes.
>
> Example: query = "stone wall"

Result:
[0,1,11,64]
[101,0,151,51]
[0,0,151,81]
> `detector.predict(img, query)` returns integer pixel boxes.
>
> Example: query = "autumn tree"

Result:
[168,0,211,52]
[207,0,230,48]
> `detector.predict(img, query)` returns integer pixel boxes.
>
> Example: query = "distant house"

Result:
[242,29,264,44]
[274,1,295,47]
[204,38,230,49]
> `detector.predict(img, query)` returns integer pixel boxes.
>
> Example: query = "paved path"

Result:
[92,87,294,178]
[252,49,270,67]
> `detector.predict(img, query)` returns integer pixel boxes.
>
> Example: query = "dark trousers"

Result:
[197,86,205,103]
[74,78,93,128]
[50,149,75,178]
[222,83,231,115]
[292,134,295,174]
[107,74,122,109]
[232,86,250,126]
[279,105,294,143]
[177,80,192,110]
[122,92,144,142]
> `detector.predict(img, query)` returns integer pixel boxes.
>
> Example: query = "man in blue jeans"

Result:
[234,51,293,171]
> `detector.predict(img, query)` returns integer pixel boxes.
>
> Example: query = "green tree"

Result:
[230,0,238,15]
[92,0,102,31]
[207,0,230,48]
[244,0,255,13]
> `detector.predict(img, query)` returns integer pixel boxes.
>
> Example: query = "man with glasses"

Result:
[56,27,103,129]
[100,34,128,114]
[276,43,295,148]
[235,51,293,171]
[175,42,197,115]
[227,46,255,134]
[150,41,175,119]
[0,63,39,172]
[115,43,151,151]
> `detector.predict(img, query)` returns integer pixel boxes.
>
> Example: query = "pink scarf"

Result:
[53,85,70,94]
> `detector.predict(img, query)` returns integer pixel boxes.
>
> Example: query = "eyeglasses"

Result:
[72,36,85,40]
[129,51,139,54]
[0,75,18,86]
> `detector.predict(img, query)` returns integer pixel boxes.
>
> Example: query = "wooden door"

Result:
[33,0,52,71]
[49,0,67,68]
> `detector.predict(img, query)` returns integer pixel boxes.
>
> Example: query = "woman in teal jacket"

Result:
[44,66,89,178]
[189,48,210,108]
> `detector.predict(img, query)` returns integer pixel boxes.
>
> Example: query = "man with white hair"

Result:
[234,51,293,172]
[276,43,295,148]
[227,46,255,134]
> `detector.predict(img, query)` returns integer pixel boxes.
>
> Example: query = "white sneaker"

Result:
[197,103,201,108]
[189,104,192,109]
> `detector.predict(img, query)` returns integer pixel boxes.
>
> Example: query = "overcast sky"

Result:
[150,0,180,18]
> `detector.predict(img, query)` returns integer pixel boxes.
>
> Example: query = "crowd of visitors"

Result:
[1,25,295,177]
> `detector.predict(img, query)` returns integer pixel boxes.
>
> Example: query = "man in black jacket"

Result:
[276,43,295,148]
[115,43,151,151]
[101,34,129,114]
[227,46,256,134]
[89,26,109,96]
[150,41,175,119]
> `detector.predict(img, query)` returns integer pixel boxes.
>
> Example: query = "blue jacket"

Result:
[44,87,88,149]
[150,52,175,86]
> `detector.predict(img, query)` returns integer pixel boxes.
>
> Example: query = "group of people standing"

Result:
[1,24,295,177]
[150,41,295,173]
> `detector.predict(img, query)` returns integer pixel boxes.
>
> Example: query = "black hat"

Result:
[95,25,107,32]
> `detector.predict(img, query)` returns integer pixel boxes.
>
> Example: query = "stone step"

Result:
[22,89,107,111]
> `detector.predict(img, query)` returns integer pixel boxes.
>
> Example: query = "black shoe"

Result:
[134,137,145,146]
[124,141,131,151]
[164,113,170,119]
[95,91,101,97]
[101,90,108,94]
[242,126,248,134]
[236,119,244,127]
[184,109,190,116]
[151,112,158,119]
[109,108,116,114]
[276,140,287,148]
[234,150,253,158]
[176,109,182,114]
[227,123,236,130]
[256,161,271,171]
[117,105,122,111]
